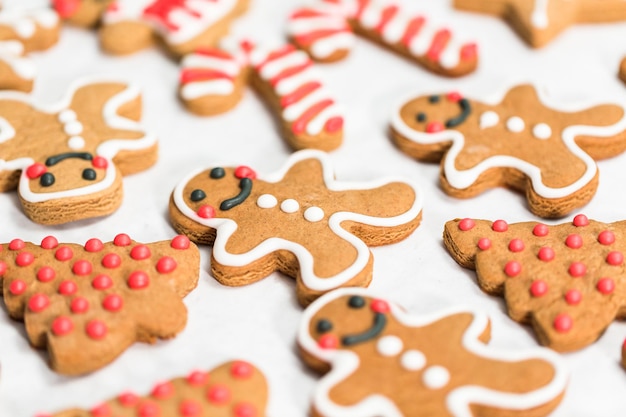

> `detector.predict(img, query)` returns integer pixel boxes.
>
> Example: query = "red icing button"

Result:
[8,239,25,250]
[16,252,34,267]
[179,400,201,417]
[508,239,524,252]
[28,293,50,312]
[85,238,104,252]
[137,401,160,417]
[103,294,123,312]
[206,384,231,404]
[477,238,491,250]
[318,333,339,349]
[0,261,6,275]
[37,266,56,282]
[118,392,139,407]
[530,280,548,297]
[92,156,108,169]
[171,235,190,250]
[197,205,216,219]
[370,299,390,313]
[231,361,253,379]
[101,253,121,268]
[553,313,573,333]
[598,230,615,245]
[187,371,208,386]
[55,246,74,261]
[458,218,475,231]
[128,271,150,289]
[9,279,26,295]
[130,245,151,260]
[41,236,59,249]
[425,121,444,133]
[156,256,177,273]
[58,280,78,295]
[26,163,46,179]
[572,214,589,227]
[151,382,174,399]
[492,220,508,232]
[504,260,521,277]
[538,247,555,262]
[532,223,549,237]
[568,262,586,277]
[90,403,110,417]
[92,274,113,290]
[71,297,89,314]
[51,316,74,336]
[72,260,93,276]
[446,91,462,102]
[607,251,624,266]
[597,278,615,295]
[234,165,257,179]
[565,234,583,249]
[565,289,582,305]
[113,234,131,246]
[86,320,107,339]
[234,403,257,417]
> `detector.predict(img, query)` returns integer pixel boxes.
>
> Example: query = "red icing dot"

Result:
[102,253,121,268]
[565,289,582,305]
[231,361,253,379]
[446,91,462,102]
[37,266,56,282]
[9,239,25,250]
[553,313,573,333]
[71,297,90,314]
[477,238,491,250]
[565,234,583,249]
[117,392,139,407]
[51,316,74,336]
[128,271,149,289]
[151,382,174,399]
[530,280,548,297]
[113,234,131,246]
[573,214,589,227]
[26,163,46,179]
[597,278,615,295]
[179,400,201,417]
[492,220,508,232]
[537,247,555,262]
[58,280,78,295]
[197,205,216,219]
[598,230,615,245]
[90,403,111,417]
[137,401,160,417]
[458,218,475,231]
[234,403,257,417]
[425,121,444,133]
[171,235,190,250]
[532,223,549,237]
[504,260,521,277]
[9,279,26,295]
[40,236,59,249]
[92,156,108,169]
[72,260,92,276]
[317,334,339,349]
[55,246,74,261]
[92,274,113,290]
[370,299,390,313]
[156,256,177,274]
[130,245,151,260]
[187,371,208,386]
[607,251,624,266]
[85,238,104,252]
[568,262,586,277]
[103,294,123,312]
[508,239,524,252]
[28,293,50,312]
[16,252,34,267]
[86,320,107,339]
[206,384,231,404]
[234,165,257,179]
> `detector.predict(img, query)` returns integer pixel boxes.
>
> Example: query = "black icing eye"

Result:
[40,173,55,187]
[210,167,225,179]
[316,319,333,334]
[82,168,96,181]
[416,112,426,123]
[428,95,440,104]
[190,189,206,202]
[348,296,365,309]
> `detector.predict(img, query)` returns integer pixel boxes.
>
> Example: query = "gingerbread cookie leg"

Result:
[0,40,36,91]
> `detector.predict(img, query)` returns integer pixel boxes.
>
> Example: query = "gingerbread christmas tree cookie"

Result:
[445,214,626,352]
[391,84,626,218]
[299,288,567,417]
[0,234,199,375]
[170,150,423,306]
[41,360,268,416]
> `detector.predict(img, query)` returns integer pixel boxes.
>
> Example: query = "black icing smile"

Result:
[445,98,471,128]
[341,312,387,346]
[220,178,252,211]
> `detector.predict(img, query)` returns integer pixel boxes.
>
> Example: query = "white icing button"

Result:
[64,121,83,136]
[257,194,277,209]
[304,206,324,222]
[280,199,299,213]
[479,111,499,129]
[533,123,552,140]
[401,350,426,371]
[58,109,77,123]
[67,136,85,150]
[506,116,525,133]
[376,335,403,357]
[422,365,450,389]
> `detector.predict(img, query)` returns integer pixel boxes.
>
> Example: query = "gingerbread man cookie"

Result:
[454,0,626,48]
[620,57,626,85]
[169,150,423,306]
[179,41,344,151]
[299,288,567,417]
[0,78,157,225]
[391,84,626,218]
[0,234,199,375]
[445,214,626,352]
[287,0,478,77]
[41,360,267,416]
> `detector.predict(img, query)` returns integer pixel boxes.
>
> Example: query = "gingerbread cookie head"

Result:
[391,84,626,218]
[170,150,423,306]
[299,288,568,417]
[0,78,157,224]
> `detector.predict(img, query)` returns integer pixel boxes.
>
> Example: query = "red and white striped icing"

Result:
[287,0,477,69]
[179,48,243,100]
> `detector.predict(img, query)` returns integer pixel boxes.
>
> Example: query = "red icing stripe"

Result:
[280,82,322,108]
[426,29,451,61]
[376,5,399,33]
[193,47,234,60]
[460,43,478,61]
[291,99,334,134]
[180,69,234,84]
[291,8,328,19]
[294,28,350,47]
[325,116,344,133]
[401,16,426,47]
[270,61,313,87]
[255,45,297,71]
[355,0,370,19]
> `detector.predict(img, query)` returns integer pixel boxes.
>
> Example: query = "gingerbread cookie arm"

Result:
[53,0,114,27]
[0,6,60,53]
[0,40,36,91]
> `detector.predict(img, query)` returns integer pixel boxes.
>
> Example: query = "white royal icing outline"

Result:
[390,84,626,199]
[172,150,423,292]
[298,288,568,417]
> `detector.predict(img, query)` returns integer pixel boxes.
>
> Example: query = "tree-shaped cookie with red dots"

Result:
[444,214,626,352]
[299,288,567,417]
[41,360,268,416]
[0,234,199,375]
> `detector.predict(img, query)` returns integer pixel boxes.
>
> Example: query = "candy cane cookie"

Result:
[287,0,478,77]
[179,41,344,151]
